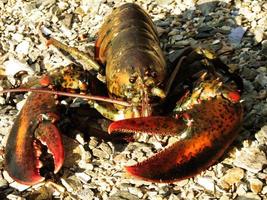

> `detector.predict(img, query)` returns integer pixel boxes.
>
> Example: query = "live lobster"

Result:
[3,3,243,185]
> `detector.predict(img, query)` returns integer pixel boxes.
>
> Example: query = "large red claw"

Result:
[109,93,243,183]
[108,116,187,136]
[5,93,64,185]
[35,122,64,174]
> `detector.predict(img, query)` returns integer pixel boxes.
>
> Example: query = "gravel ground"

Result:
[0,0,267,199]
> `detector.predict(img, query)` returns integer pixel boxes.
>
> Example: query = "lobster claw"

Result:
[109,79,243,183]
[5,93,64,185]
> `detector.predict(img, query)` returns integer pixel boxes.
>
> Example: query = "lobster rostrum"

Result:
[3,3,243,185]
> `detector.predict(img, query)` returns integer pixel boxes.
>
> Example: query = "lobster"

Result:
[3,3,243,185]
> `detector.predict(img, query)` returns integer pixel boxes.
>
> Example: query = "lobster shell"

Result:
[95,3,166,100]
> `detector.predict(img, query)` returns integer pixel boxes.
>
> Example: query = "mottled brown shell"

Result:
[95,3,166,100]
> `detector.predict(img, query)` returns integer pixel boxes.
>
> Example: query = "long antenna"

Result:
[0,88,131,107]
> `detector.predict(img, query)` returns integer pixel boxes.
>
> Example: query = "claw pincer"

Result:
[109,78,243,183]
[5,93,64,185]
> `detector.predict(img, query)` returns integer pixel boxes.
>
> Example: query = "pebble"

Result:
[228,27,247,46]
[254,28,264,43]
[236,182,248,196]
[262,186,267,195]
[197,0,218,16]
[15,40,30,55]
[3,58,34,76]
[261,40,267,54]
[128,187,143,198]
[234,147,267,173]
[9,181,30,192]
[219,168,244,189]
[0,177,8,189]
[109,191,139,200]
[254,74,267,88]
[255,125,267,144]
[235,193,261,200]
[92,148,109,159]
[248,178,263,194]
[6,194,26,200]
[75,172,91,183]
[61,176,82,193]
[88,137,99,148]
[12,33,24,43]
[77,188,94,199]
[197,177,215,192]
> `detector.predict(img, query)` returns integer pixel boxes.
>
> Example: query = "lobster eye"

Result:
[151,71,157,78]
[129,75,137,83]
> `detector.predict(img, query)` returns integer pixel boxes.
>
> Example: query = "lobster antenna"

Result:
[0,88,131,107]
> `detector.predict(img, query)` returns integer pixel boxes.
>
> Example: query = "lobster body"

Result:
[4,3,243,185]
[96,3,166,112]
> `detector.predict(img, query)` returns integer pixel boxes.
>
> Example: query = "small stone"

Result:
[12,33,24,43]
[219,168,244,189]
[156,27,168,37]
[219,195,230,200]
[15,40,30,55]
[262,186,267,194]
[109,191,139,200]
[9,181,30,192]
[26,186,53,200]
[92,148,109,159]
[98,142,112,155]
[234,147,267,173]
[6,194,26,200]
[16,99,26,111]
[255,74,267,88]
[237,183,249,196]
[168,29,179,36]
[3,58,34,76]
[0,97,6,105]
[228,27,247,46]
[220,26,231,34]
[168,194,180,200]
[242,67,257,80]
[0,177,8,189]
[128,187,143,198]
[249,178,263,194]
[77,188,94,199]
[61,178,73,193]
[261,40,267,54]
[252,5,261,13]
[197,177,215,192]
[255,125,267,144]
[254,28,264,43]
[174,179,189,187]
[173,40,191,47]
[172,35,183,41]
[235,193,261,200]
[75,133,85,145]
[88,137,98,148]
[62,135,82,168]
[197,0,218,16]
[61,176,82,193]
[75,172,91,183]
[2,171,14,184]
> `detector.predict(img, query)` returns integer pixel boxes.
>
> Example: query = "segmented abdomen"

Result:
[95,3,166,98]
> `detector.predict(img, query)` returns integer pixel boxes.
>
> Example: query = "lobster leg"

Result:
[109,79,243,183]
[5,93,64,185]
[45,36,100,72]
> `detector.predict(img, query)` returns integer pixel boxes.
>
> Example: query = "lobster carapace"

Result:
[4,3,243,185]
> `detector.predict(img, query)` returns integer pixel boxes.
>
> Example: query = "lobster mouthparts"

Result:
[109,79,243,183]
[5,93,64,185]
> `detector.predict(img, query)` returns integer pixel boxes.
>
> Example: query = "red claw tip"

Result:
[227,91,241,103]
